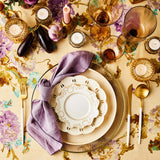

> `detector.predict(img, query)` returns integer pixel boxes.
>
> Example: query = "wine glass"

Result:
[88,0,124,41]
[121,6,157,44]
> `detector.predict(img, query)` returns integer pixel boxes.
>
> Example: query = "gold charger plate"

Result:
[31,62,125,153]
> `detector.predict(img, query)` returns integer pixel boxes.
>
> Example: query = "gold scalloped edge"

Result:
[130,58,155,82]
[4,18,29,43]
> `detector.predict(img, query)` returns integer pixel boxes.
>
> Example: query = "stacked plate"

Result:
[51,75,108,135]
[49,69,117,145]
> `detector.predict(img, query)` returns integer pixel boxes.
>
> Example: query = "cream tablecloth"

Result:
[0,0,160,159]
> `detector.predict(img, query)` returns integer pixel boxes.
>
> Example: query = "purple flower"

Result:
[113,5,130,33]
[48,0,75,22]
[0,110,20,144]
[24,0,37,5]
[0,31,13,58]
[48,24,63,42]
[147,0,160,10]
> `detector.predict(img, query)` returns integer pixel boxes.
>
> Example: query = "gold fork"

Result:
[20,81,28,144]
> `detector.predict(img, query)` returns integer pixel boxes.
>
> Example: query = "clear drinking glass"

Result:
[122,6,157,43]
[88,0,124,26]
[88,0,123,41]
[100,35,125,63]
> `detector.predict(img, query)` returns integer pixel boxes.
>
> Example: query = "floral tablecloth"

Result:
[1,0,160,160]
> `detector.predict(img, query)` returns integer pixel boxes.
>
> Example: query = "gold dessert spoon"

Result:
[135,84,150,144]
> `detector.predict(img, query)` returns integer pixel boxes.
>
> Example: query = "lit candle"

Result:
[149,38,160,51]
[69,30,86,48]
[71,32,83,44]
[135,64,147,76]
[63,4,71,24]
[37,8,49,20]
[9,24,22,36]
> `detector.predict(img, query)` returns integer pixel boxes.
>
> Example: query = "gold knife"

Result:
[127,84,133,146]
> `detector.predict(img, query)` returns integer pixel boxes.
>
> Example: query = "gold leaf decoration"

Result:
[118,143,134,159]
[148,133,160,153]
[22,140,31,154]
[150,76,160,87]
[150,58,160,73]
[63,151,71,160]
[7,148,19,160]
[114,66,121,79]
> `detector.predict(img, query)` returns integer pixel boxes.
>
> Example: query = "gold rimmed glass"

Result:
[122,6,157,44]
[88,0,124,41]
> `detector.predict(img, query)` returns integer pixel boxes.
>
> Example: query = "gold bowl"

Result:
[4,18,29,43]
[130,58,155,82]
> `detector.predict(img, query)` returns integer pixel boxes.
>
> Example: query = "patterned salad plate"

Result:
[51,75,108,135]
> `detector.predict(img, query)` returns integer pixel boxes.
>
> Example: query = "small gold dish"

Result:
[4,18,29,43]
[130,58,155,82]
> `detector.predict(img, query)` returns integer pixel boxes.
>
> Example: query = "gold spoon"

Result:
[135,84,150,144]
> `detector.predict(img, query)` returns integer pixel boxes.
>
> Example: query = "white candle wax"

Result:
[9,24,22,36]
[135,64,147,76]
[37,8,49,20]
[114,47,119,57]
[71,32,84,44]
[149,38,160,50]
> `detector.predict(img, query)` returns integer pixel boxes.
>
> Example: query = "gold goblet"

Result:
[88,0,124,41]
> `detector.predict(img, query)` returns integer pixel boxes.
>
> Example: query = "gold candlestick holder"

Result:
[62,18,76,34]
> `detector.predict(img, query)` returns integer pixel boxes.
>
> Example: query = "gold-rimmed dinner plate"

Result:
[52,68,117,145]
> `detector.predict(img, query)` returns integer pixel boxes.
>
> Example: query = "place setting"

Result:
[29,51,125,153]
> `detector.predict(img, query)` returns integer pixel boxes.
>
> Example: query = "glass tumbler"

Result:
[122,6,157,43]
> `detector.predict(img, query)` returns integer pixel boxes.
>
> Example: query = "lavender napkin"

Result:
[27,51,94,155]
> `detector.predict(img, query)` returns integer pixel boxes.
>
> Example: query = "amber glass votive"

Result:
[100,35,125,63]
[130,58,155,82]
[69,30,86,48]
[35,6,52,25]
[4,18,29,43]
[145,36,160,54]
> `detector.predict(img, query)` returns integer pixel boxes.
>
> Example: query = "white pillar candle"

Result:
[149,38,160,51]
[9,24,22,36]
[37,8,49,20]
[69,30,86,48]
[135,64,147,76]
[71,32,83,44]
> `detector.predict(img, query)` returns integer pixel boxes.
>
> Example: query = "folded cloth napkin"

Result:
[27,51,94,155]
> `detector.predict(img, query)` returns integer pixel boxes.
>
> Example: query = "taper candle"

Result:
[63,4,71,24]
